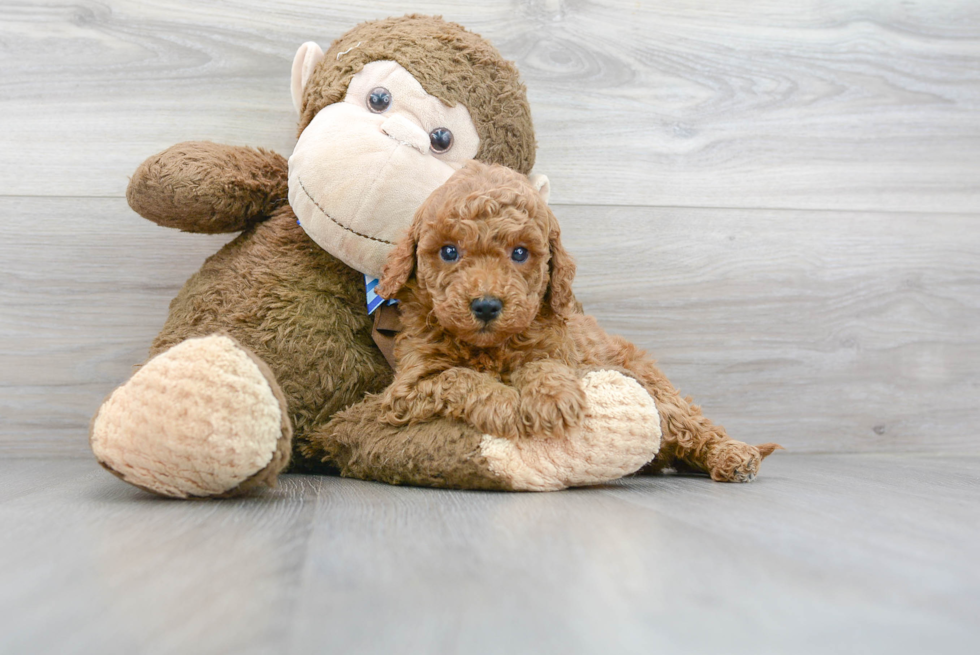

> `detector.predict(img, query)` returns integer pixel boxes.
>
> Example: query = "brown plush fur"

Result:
[376,162,782,482]
[128,142,289,234]
[300,14,537,175]
[307,393,510,490]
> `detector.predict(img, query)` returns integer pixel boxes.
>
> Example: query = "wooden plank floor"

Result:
[1,454,977,654]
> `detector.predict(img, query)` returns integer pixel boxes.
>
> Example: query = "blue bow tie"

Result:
[365,275,396,314]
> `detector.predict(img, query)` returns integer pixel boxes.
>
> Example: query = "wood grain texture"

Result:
[561,204,980,455]
[0,455,977,654]
[2,197,977,456]
[0,197,234,456]
[1,0,978,211]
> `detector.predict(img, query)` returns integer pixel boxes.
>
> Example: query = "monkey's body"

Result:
[148,204,391,472]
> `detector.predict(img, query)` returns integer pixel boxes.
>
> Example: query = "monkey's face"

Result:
[288,60,481,279]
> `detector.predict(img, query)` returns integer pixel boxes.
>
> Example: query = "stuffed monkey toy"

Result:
[89,15,667,497]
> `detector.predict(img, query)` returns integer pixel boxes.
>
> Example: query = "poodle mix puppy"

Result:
[377,161,781,482]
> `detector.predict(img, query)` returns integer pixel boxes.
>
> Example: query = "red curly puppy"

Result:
[377,161,780,482]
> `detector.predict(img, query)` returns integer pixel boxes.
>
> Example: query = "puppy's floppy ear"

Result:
[377,208,422,299]
[545,211,577,317]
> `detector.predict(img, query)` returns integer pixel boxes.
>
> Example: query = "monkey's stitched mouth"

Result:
[295,176,395,246]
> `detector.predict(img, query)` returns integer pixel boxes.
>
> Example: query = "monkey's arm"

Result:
[127,142,288,233]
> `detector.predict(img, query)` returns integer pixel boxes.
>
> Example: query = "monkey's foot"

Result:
[90,335,292,498]
[479,370,661,491]
[706,441,783,483]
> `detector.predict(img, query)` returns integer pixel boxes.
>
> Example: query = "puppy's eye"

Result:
[511,247,529,263]
[367,87,392,113]
[439,245,459,262]
[429,127,453,153]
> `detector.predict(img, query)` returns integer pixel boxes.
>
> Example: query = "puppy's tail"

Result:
[756,443,785,459]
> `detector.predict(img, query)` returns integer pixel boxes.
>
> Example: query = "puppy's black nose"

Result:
[470,296,503,323]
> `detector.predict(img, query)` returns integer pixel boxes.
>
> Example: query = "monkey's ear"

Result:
[545,212,577,317]
[529,174,551,205]
[291,42,325,113]
[377,222,419,300]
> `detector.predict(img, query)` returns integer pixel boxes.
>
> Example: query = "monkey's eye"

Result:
[511,247,529,263]
[367,87,392,113]
[429,127,453,153]
[439,245,459,262]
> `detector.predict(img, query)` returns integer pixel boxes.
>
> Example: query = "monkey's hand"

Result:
[127,142,288,233]
[511,361,586,439]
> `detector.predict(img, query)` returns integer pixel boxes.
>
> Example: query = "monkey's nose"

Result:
[380,114,429,154]
[470,296,503,323]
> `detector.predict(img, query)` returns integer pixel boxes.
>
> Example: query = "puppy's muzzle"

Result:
[470,296,503,324]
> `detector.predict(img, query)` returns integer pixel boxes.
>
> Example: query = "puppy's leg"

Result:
[578,321,781,482]
[510,360,586,439]
[381,367,523,439]
[650,383,782,482]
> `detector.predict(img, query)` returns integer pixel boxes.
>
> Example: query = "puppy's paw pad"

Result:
[708,442,764,483]
[730,467,758,483]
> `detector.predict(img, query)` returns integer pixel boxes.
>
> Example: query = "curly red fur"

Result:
[378,161,781,481]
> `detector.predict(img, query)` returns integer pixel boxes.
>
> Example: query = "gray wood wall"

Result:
[2,0,978,457]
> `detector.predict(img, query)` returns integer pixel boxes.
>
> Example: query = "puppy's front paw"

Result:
[707,441,783,482]
[461,380,524,440]
[464,399,523,441]
[378,391,413,427]
[518,375,586,439]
